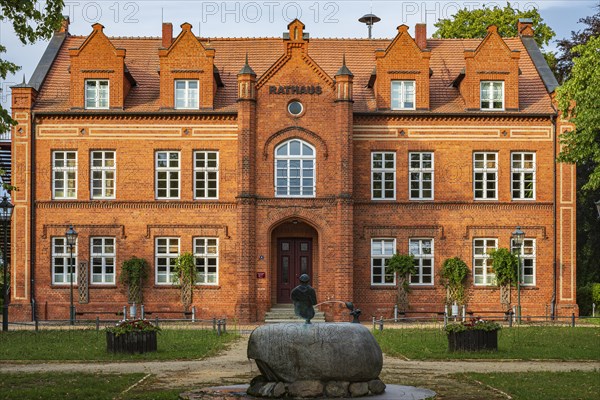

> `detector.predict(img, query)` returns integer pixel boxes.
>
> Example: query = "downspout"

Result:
[30,112,36,321]
[551,114,557,319]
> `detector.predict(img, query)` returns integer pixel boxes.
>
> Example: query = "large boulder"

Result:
[247,323,383,383]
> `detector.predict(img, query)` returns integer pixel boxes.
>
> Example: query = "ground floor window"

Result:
[155,237,179,284]
[52,237,77,284]
[409,238,434,285]
[473,238,497,285]
[194,237,218,284]
[371,238,395,285]
[91,237,115,284]
[512,238,536,286]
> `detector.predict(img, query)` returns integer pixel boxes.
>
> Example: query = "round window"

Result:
[288,101,304,116]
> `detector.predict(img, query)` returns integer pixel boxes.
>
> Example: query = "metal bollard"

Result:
[443,310,448,328]
[571,313,575,327]
[123,306,127,320]
[217,319,222,336]
[372,316,376,331]
[461,305,466,322]
[223,318,227,333]
[155,317,159,328]
[213,317,217,331]
[96,316,100,331]
[378,317,384,332]
[593,303,596,318]
[35,319,39,332]
[141,304,145,320]
[192,306,196,322]
[508,311,513,328]
[394,304,398,322]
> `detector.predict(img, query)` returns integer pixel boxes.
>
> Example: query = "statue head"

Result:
[299,274,310,283]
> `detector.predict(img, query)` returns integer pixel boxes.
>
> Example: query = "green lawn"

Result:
[458,371,600,400]
[374,326,600,360]
[0,329,236,361]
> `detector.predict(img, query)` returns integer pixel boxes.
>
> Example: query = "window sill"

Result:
[370,285,396,290]
[89,285,117,289]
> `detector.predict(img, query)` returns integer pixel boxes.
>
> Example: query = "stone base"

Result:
[246,375,386,398]
[180,384,436,400]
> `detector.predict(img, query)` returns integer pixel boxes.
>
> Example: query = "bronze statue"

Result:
[291,274,317,324]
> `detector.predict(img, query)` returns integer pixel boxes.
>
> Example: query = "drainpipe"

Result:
[30,112,36,321]
[551,114,557,319]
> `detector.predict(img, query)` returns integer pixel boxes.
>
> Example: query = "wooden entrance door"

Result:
[277,238,313,304]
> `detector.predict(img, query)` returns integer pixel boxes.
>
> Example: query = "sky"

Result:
[1,0,598,108]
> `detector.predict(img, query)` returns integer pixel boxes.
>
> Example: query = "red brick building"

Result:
[9,18,577,322]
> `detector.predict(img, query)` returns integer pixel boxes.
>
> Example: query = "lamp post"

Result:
[65,225,78,325]
[1,196,14,332]
[511,226,525,324]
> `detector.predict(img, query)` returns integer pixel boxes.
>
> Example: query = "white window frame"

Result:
[51,237,77,285]
[371,152,396,200]
[473,238,498,286]
[511,152,536,200]
[409,238,434,286]
[371,238,396,285]
[155,237,180,285]
[175,79,199,109]
[391,80,416,110]
[194,151,219,199]
[512,238,536,286]
[274,139,316,198]
[480,81,504,110]
[194,237,219,285]
[85,79,109,109]
[90,237,116,285]
[52,151,78,200]
[90,150,116,200]
[473,152,498,200]
[409,152,434,200]
[155,151,180,199]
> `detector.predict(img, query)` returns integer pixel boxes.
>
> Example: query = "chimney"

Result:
[57,16,70,33]
[517,18,534,37]
[415,23,427,49]
[162,22,173,48]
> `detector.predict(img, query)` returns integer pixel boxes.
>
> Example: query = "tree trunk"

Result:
[500,284,511,310]
[397,276,409,313]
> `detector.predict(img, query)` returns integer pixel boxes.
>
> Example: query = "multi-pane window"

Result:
[52,237,77,284]
[175,80,199,109]
[155,238,179,284]
[85,80,109,109]
[194,151,218,199]
[409,239,434,285]
[480,81,504,110]
[91,237,115,284]
[391,80,415,110]
[371,238,395,285]
[275,139,315,197]
[156,151,180,199]
[52,151,77,199]
[473,238,497,286]
[511,152,536,200]
[473,152,498,200]
[90,151,116,199]
[512,238,536,286]
[194,238,218,285]
[371,152,395,200]
[409,152,434,200]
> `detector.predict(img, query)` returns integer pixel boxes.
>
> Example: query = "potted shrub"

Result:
[120,257,149,304]
[445,318,501,352]
[386,253,416,313]
[440,257,469,314]
[173,252,196,311]
[106,319,160,354]
[488,248,519,311]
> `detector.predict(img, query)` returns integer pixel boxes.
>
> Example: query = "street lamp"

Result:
[65,225,78,325]
[511,226,525,324]
[1,195,14,332]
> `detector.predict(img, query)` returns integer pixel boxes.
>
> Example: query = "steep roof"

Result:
[33,35,555,114]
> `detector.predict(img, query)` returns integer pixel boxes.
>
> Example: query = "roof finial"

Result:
[335,54,353,77]
[22,74,26,84]
[342,53,346,66]
[238,52,256,76]
[245,52,249,66]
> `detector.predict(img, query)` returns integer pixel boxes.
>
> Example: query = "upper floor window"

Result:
[511,238,536,286]
[473,238,497,286]
[409,152,434,200]
[156,151,180,199]
[511,152,536,200]
[480,81,504,110]
[91,237,115,284]
[155,237,179,284]
[473,152,497,200]
[91,151,116,199]
[52,151,77,200]
[371,238,395,285]
[85,80,109,109]
[194,151,219,199]
[409,238,434,285]
[175,80,199,109]
[52,237,77,285]
[391,80,415,110]
[275,139,315,197]
[194,237,218,285]
[371,152,395,200]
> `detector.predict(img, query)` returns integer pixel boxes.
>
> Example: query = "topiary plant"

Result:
[440,257,469,306]
[120,257,149,304]
[386,253,416,312]
[173,252,196,311]
[489,248,519,309]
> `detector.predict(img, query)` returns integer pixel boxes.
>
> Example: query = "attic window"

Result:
[85,80,109,109]
[175,80,199,109]
[391,80,415,110]
[480,81,504,110]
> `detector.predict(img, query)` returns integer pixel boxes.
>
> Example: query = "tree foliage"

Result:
[440,257,469,305]
[433,2,555,48]
[0,0,65,134]
[489,248,519,287]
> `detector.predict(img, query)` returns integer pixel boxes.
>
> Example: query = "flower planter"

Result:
[447,329,498,352]
[106,331,157,354]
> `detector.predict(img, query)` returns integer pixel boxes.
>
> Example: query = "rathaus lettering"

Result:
[269,85,323,95]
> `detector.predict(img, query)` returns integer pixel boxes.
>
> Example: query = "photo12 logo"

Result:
[63,1,140,23]
[200,1,340,24]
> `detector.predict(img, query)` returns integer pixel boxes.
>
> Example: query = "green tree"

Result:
[433,2,555,48]
[0,1,65,134]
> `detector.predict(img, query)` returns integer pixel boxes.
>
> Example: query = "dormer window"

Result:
[480,81,504,110]
[175,80,199,109]
[85,80,109,109]
[391,80,415,110]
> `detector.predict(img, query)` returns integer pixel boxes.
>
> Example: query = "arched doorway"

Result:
[270,219,319,304]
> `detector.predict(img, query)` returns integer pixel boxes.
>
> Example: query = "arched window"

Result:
[274,139,315,197]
